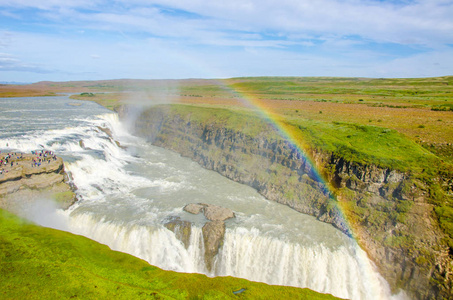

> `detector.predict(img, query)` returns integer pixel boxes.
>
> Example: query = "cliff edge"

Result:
[0,151,76,214]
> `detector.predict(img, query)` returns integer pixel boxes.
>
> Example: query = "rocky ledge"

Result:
[165,203,235,271]
[0,151,76,214]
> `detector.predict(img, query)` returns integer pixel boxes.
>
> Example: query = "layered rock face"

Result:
[127,105,452,299]
[0,153,76,214]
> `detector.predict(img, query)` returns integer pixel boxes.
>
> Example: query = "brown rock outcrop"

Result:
[0,152,76,213]
[183,203,235,271]
[202,220,226,271]
[183,203,235,221]
[204,205,235,222]
[164,216,192,249]
[183,203,204,215]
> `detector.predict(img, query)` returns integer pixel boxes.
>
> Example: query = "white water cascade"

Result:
[64,211,394,300]
[0,97,407,300]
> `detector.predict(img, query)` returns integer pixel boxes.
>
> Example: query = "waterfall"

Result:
[64,212,395,300]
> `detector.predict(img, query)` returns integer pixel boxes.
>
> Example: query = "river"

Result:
[0,96,405,300]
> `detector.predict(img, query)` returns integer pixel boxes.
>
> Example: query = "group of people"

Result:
[31,150,58,167]
[0,152,24,174]
[0,150,58,175]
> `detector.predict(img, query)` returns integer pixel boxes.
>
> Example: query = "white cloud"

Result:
[2,0,452,47]
[0,0,452,81]
[107,0,453,46]
[0,0,105,10]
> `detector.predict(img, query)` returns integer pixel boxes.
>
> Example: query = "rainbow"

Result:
[166,50,384,288]
[204,79,399,297]
[168,53,356,239]
[203,78,357,239]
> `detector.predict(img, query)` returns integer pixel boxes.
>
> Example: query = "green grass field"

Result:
[0,209,339,299]
[58,76,453,148]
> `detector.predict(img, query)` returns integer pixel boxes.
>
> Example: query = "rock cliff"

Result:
[0,152,76,214]
[123,105,452,299]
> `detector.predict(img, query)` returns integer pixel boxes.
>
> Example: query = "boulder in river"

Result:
[183,203,204,215]
[203,204,235,222]
[183,203,235,221]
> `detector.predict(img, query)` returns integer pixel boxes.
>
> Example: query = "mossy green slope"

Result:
[162,104,442,173]
[0,209,339,299]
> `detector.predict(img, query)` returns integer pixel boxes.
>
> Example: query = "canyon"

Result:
[124,104,453,299]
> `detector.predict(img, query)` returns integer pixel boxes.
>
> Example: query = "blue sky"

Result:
[0,0,452,82]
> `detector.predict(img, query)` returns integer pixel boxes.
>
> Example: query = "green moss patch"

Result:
[168,104,281,140]
[287,119,438,173]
